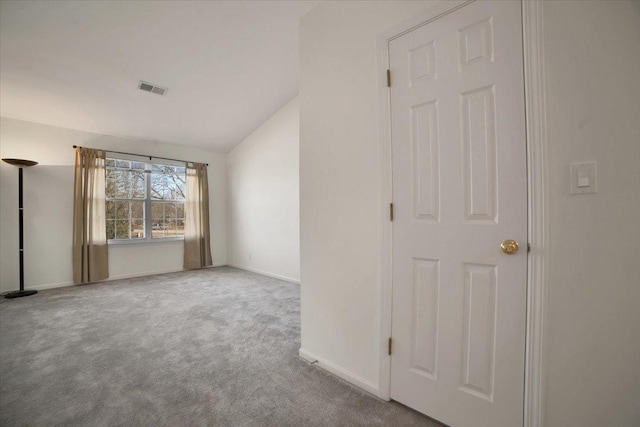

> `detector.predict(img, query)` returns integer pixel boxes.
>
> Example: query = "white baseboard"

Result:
[228,263,300,284]
[99,263,229,283]
[3,263,228,293]
[299,348,380,397]
[208,263,228,268]
[107,268,185,282]
[29,280,74,291]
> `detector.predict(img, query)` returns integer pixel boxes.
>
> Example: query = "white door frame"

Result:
[376,1,548,426]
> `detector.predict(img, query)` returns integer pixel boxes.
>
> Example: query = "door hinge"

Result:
[527,243,531,253]
[388,337,393,355]
[386,69,391,87]
[389,203,394,221]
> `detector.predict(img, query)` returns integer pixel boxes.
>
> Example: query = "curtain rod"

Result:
[72,145,208,166]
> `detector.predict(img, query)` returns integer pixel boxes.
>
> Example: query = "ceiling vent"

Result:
[138,81,167,96]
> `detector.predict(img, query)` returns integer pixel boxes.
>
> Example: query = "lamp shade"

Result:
[2,158,38,167]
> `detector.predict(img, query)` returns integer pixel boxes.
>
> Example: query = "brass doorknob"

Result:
[500,240,519,255]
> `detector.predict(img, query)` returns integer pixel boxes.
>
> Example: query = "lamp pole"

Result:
[2,158,38,298]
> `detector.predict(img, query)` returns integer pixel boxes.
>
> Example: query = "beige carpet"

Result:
[0,267,440,426]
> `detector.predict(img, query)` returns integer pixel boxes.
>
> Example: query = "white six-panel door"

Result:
[389,1,527,426]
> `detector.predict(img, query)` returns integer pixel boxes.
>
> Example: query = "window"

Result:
[106,158,186,242]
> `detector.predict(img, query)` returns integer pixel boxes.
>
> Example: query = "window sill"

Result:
[108,237,184,246]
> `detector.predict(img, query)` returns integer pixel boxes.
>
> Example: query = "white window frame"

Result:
[106,155,186,245]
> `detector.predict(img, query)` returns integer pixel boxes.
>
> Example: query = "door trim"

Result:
[376,1,548,426]
[521,1,548,426]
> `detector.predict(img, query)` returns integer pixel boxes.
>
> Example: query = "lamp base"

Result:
[4,290,37,299]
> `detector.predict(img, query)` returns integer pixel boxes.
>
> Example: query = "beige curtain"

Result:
[72,147,109,284]
[184,162,212,269]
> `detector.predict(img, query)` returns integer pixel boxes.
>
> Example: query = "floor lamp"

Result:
[2,158,38,299]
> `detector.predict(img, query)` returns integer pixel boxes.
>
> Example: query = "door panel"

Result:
[389,2,527,426]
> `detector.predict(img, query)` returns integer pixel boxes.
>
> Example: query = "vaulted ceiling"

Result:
[0,1,318,152]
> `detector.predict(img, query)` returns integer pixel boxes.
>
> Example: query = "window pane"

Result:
[175,179,186,201]
[150,164,186,201]
[165,202,176,220]
[106,169,117,198]
[106,220,116,240]
[151,201,185,238]
[131,201,144,219]
[165,203,176,237]
[115,160,130,169]
[132,171,145,198]
[151,202,164,237]
[114,170,131,198]
[131,219,144,239]
[150,173,165,199]
[106,159,116,167]
[115,201,129,219]
[152,222,168,238]
[132,161,145,170]
[151,202,164,221]
[131,200,144,239]
[106,201,116,219]
[175,202,185,237]
[115,220,130,239]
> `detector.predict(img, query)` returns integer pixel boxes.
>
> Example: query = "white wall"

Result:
[0,117,227,292]
[227,96,300,283]
[299,0,640,424]
[299,1,437,391]
[542,2,640,426]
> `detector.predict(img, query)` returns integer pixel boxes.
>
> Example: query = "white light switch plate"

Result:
[570,161,597,194]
